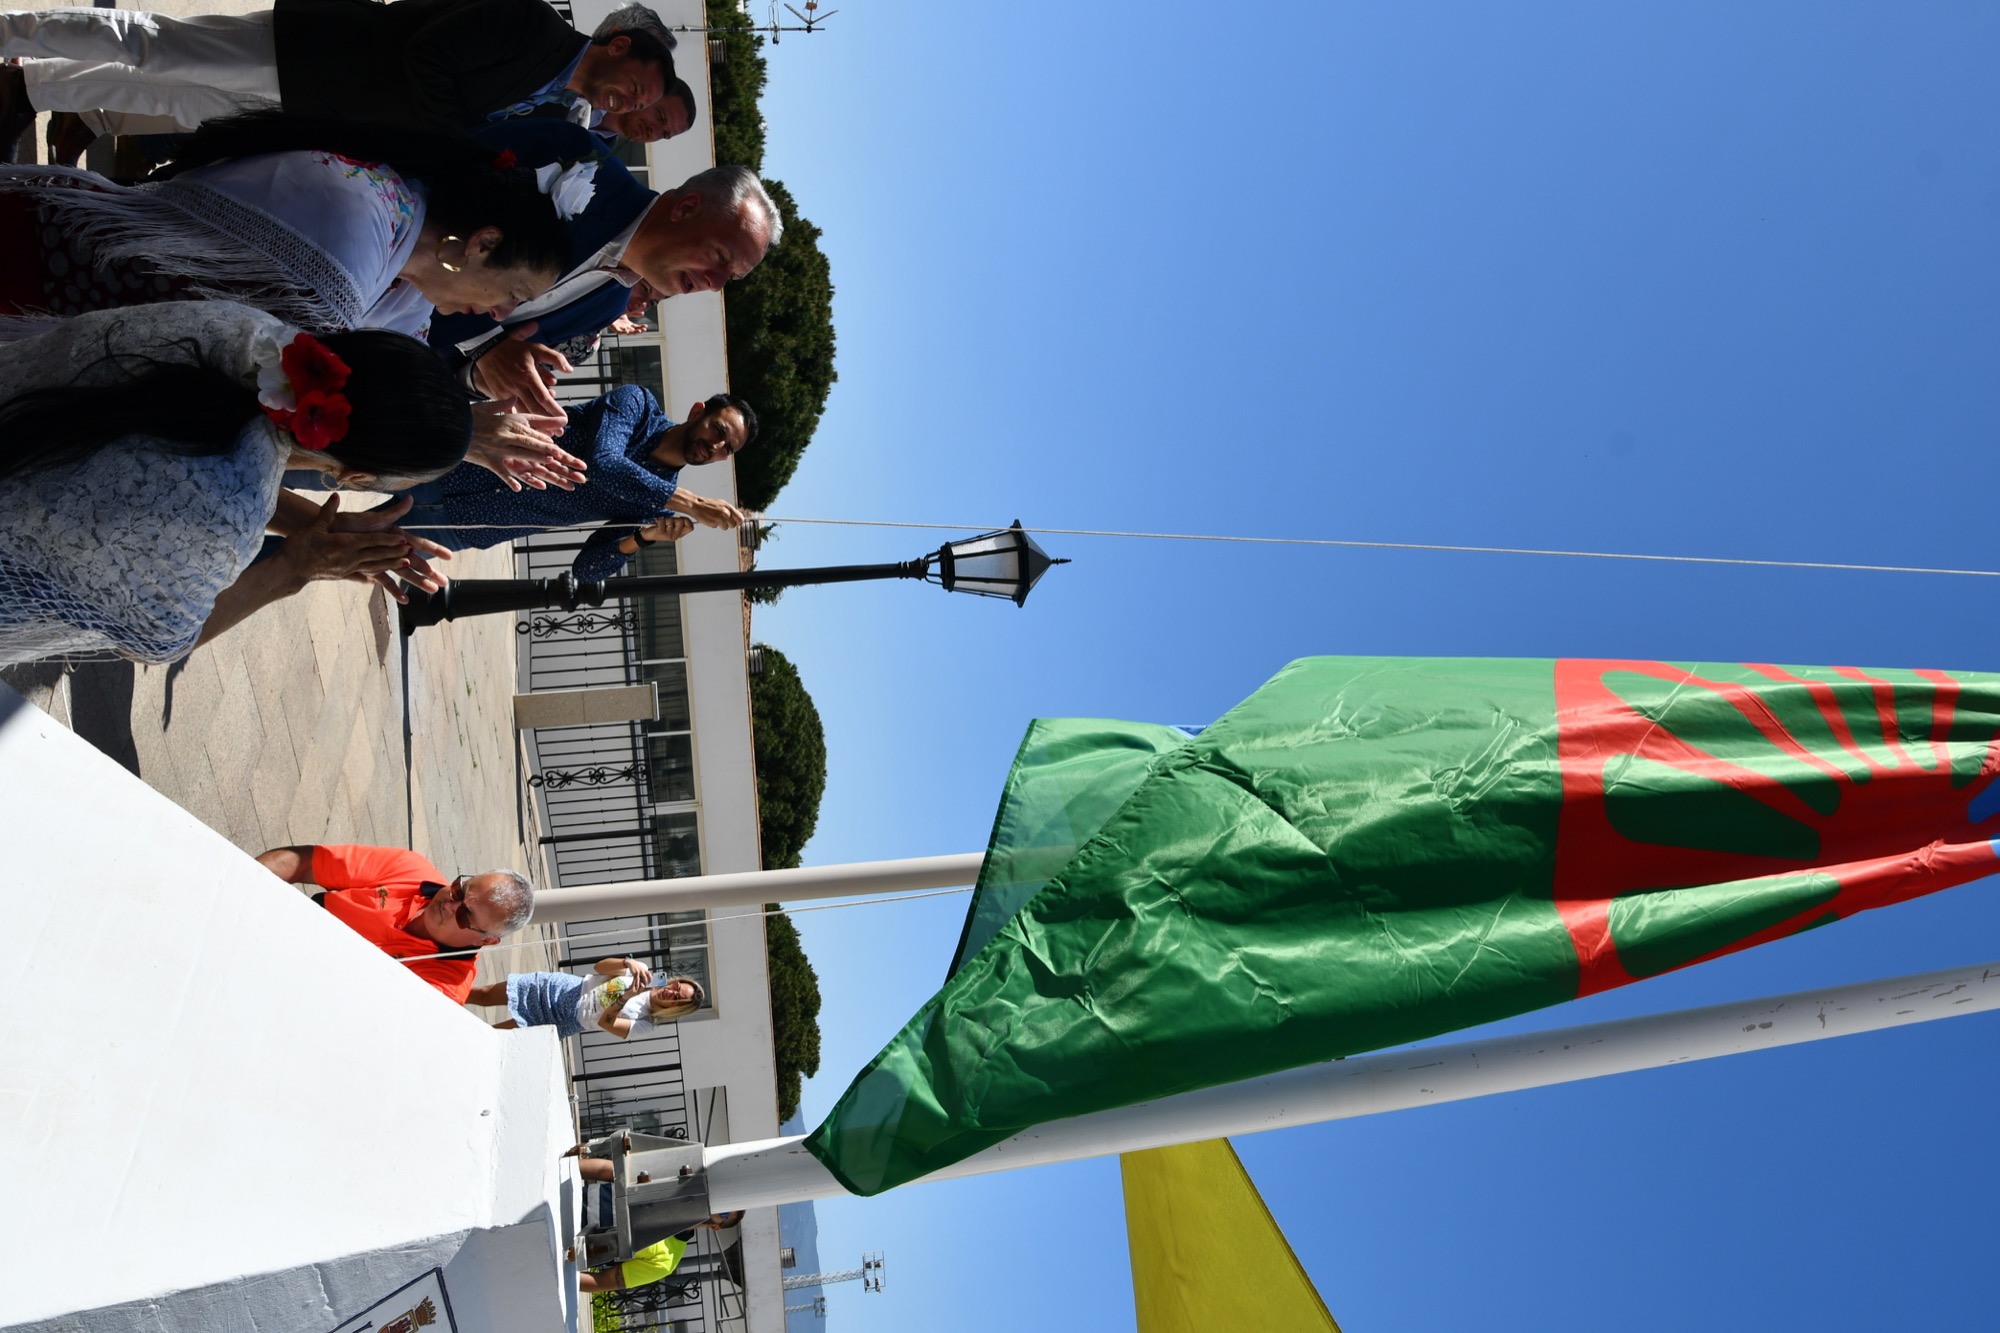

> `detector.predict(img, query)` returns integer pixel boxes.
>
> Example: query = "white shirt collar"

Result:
[501,194,661,326]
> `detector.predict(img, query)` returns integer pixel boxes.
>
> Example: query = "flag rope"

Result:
[761,517,2000,580]
[395,515,2000,580]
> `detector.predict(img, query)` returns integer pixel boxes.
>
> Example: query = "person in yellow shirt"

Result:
[578,1212,744,1293]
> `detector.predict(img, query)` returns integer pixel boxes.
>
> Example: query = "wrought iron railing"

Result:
[516,353,736,1327]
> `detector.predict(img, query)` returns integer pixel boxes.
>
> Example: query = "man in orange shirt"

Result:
[255,843,535,1003]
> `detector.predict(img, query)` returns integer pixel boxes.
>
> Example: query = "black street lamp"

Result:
[400,521,1067,634]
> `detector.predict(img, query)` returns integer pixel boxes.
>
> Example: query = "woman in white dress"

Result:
[0,113,570,338]
[0,300,472,667]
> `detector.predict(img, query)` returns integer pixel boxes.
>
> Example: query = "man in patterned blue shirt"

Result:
[389,385,755,580]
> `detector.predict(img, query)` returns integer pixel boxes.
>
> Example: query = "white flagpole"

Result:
[703,959,2000,1210]
[529,852,986,923]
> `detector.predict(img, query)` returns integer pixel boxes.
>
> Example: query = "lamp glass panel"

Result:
[945,531,1026,593]
[951,549,1025,587]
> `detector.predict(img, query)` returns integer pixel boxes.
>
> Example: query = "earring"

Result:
[438,235,465,273]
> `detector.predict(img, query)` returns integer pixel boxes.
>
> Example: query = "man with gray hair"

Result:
[435,119,784,416]
[255,843,535,1005]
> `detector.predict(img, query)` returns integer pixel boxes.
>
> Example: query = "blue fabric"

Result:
[391,385,679,580]
[506,970,588,1036]
[428,121,655,373]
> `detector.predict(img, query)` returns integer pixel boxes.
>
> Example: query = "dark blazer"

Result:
[273,0,589,130]
[429,119,658,374]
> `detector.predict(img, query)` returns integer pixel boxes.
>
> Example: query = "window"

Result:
[646,907,715,1012]
[607,343,662,387]
[620,546,702,843]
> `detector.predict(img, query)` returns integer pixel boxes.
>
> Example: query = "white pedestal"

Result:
[0,687,581,1332]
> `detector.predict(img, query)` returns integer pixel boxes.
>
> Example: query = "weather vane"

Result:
[667,1,838,41]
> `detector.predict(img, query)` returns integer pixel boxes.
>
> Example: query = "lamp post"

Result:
[399,521,1067,634]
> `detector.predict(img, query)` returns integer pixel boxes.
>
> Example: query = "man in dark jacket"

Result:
[0,0,673,162]
[431,118,782,417]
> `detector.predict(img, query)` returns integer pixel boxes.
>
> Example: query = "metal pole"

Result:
[531,852,986,924]
[702,959,2000,1210]
[400,559,929,633]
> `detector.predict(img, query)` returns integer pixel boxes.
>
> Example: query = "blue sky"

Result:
[750,4,2000,1328]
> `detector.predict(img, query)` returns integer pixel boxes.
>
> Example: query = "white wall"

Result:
[0,688,580,1332]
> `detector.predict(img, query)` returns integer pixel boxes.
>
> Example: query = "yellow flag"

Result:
[1121,1139,1341,1333]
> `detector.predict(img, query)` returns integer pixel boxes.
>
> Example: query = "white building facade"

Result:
[519,4,788,1329]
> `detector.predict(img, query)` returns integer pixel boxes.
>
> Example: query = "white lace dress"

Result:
[0,302,293,666]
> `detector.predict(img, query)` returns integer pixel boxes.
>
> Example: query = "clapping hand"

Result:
[470,322,573,419]
[467,397,587,491]
[276,495,453,605]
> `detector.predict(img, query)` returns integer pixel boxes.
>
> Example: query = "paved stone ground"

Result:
[3,540,563,1014]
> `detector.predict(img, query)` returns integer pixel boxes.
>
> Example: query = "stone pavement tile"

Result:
[248,721,304,847]
[309,653,372,781]
[334,709,386,839]
[257,615,327,733]
[122,672,180,786]
[282,755,335,849]
[211,632,281,740]
[201,655,271,846]
[306,585,373,691]
[324,774,365,846]
[158,736,226,835]
[341,704,380,787]
[145,654,221,758]
[234,609,297,689]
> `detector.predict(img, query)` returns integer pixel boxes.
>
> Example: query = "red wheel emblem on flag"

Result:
[1550,660,2000,995]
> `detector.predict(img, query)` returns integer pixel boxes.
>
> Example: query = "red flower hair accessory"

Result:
[291,390,354,452]
[254,331,353,451]
[492,149,518,172]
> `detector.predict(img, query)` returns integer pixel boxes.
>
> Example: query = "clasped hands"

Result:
[633,493,750,547]
[275,495,451,605]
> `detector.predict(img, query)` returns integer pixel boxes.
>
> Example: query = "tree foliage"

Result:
[764,905,823,1124]
[727,180,835,511]
[704,0,834,512]
[748,643,825,870]
[703,0,766,172]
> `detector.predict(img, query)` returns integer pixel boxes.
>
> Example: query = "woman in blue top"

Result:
[392,383,756,578]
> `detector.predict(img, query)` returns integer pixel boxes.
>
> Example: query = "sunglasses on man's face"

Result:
[448,879,491,935]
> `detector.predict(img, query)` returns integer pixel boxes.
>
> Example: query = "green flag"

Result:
[806,657,2000,1196]
[947,717,1195,977]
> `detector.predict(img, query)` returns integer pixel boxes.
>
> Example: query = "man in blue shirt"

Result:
[392,385,756,581]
